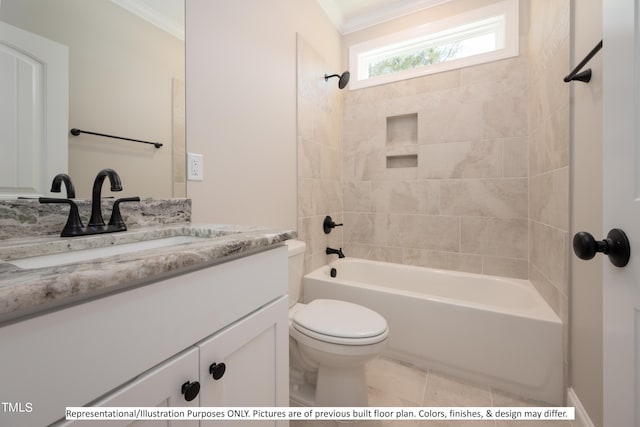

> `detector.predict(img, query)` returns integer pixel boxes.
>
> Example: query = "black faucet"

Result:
[39,168,139,237]
[50,173,76,198]
[326,247,345,258]
[88,168,123,227]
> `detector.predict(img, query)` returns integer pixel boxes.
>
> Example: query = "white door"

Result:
[602,0,640,425]
[0,21,68,198]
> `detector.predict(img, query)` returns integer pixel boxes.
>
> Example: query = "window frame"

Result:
[348,0,520,90]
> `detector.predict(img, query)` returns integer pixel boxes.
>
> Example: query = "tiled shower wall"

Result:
[527,0,570,384]
[297,35,344,274]
[342,54,530,278]
[297,0,569,301]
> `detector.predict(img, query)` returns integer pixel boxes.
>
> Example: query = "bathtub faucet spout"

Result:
[326,247,345,258]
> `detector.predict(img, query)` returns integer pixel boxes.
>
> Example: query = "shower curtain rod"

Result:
[564,39,603,83]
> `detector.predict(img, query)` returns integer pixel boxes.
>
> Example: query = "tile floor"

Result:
[291,357,574,427]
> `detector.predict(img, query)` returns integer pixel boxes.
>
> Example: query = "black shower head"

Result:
[324,71,350,89]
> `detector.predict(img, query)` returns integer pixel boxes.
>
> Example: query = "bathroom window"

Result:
[349,0,519,89]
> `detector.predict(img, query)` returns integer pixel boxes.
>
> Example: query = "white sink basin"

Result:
[9,236,205,269]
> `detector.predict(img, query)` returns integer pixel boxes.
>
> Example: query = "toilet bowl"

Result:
[286,240,388,407]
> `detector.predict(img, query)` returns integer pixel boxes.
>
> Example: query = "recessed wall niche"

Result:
[386,154,418,168]
[386,113,418,146]
[386,113,418,168]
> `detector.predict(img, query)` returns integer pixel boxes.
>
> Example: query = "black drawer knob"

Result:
[209,362,226,380]
[181,381,200,402]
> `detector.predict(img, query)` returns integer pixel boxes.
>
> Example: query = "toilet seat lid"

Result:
[292,299,388,342]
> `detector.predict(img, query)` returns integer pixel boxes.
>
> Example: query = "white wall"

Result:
[186,0,341,229]
[570,0,603,425]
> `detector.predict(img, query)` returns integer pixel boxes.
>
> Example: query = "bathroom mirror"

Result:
[0,0,185,199]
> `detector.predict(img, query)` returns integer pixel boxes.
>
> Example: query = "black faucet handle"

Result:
[323,216,344,234]
[108,196,141,228]
[39,197,84,237]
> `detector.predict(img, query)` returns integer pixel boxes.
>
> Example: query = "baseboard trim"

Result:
[567,387,596,427]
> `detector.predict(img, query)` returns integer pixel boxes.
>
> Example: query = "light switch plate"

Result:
[187,152,204,181]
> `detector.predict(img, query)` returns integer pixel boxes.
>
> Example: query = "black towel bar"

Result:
[70,128,162,148]
[564,40,603,83]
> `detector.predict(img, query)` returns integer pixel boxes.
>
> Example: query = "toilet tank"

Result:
[285,239,306,308]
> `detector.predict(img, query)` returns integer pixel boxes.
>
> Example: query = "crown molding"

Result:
[110,0,184,41]
[318,0,453,35]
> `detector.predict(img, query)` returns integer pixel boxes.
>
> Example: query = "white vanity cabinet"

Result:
[0,245,288,427]
[197,297,288,427]
[58,347,201,427]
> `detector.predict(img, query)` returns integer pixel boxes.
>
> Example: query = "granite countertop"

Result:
[0,224,296,324]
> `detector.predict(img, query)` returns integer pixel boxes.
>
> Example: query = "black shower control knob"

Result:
[181,381,200,402]
[209,362,226,380]
[573,228,630,267]
[323,216,343,234]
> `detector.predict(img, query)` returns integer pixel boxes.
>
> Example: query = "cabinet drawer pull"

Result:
[181,381,200,401]
[209,362,226,380]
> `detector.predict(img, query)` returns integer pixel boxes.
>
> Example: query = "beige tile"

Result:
[528,263,561,316]
[298,96,315,142]
[419,99,482,144]
[368,385,421,407]
[322,146,343,181]
[502,137,528,178]
[298,179,317,218]
[387,214,460,252]
[366,357,427,405]
[541,104,570,173]
[482,94,528,139]
[403,248,483,274]
[344,182,371,212]
[391,69,461,98]
[343,243,404,264]
[482,256,528,279]
[423,371,492,407]
[461,217,528,258]
[344,117,386,152]
[530,167,569,230]
[354,147,386,181]
[343,213,387,246]
[371,181,440,215]
[460,56,528,87]
[492,388,550,406]
[298,215,328,257]
[299,140,322,179]
[441,179,528,218]
[419,141,502,179]
[529,221,569,293]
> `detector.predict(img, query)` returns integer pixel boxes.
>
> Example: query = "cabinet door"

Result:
[198,297,289,427]
[53,347,200,427]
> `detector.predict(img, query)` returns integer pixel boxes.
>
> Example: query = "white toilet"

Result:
[286,239,389,407]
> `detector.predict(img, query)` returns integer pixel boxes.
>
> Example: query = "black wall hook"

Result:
[564,40,602,83]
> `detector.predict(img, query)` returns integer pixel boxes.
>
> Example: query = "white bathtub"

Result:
[303,258,563,405]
